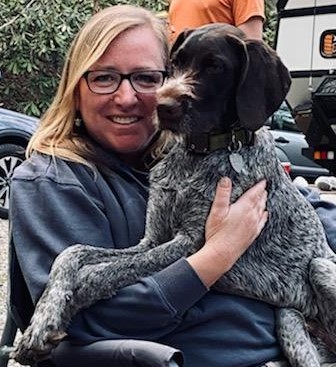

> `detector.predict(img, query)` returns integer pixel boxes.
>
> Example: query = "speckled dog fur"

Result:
[13,24,336,367]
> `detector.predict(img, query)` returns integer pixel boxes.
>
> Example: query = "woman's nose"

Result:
[112,79,138,106]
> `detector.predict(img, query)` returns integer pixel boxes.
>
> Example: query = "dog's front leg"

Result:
[74,233,200,302]
[11,243,122,365]
[276,308,320,367]
[12,279,73,365]
[12,234,197,364]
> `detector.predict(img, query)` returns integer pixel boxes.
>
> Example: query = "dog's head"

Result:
[157,23,291,135]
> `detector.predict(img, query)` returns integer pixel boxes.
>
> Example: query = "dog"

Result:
[13,24,336,367]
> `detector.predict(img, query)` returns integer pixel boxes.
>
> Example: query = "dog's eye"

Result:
[202,56,223,74]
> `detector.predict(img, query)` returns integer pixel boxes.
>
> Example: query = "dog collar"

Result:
[186,128,255,154]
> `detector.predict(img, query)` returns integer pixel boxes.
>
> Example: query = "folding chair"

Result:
[0,224,38,367]
[0,229,183,367]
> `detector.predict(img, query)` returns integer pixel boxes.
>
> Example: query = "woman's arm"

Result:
[70,178,268,342]
[10,161,208,341]
[11,157,267,342]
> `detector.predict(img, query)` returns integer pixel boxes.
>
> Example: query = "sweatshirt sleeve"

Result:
[68,258,207,342]
[299,186,336,252]
[10,164,208,343]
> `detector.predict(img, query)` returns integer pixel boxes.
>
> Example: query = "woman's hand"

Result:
[187,177,268,287]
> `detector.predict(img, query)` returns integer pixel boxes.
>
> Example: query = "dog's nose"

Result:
[157,101,183,121]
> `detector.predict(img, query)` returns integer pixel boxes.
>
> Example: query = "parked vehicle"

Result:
[0,108,39,219]
[268,103,330,182]
[275,0,336,174]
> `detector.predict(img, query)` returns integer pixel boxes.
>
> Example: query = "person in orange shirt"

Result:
[168,0,265,42]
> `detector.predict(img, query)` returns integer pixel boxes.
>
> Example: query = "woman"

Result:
[10,5,336,367]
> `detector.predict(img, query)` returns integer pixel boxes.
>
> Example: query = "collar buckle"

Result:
[186,134,211,154]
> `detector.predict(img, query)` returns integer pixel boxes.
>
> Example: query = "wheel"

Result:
[0,143,26,219]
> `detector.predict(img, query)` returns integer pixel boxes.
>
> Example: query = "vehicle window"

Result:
[269,102,301,132]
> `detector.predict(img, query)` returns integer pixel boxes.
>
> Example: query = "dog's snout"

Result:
[157,100,183,121]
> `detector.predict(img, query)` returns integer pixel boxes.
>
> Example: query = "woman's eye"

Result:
[94,74,115,83]
[136,74,155,84]
[134,72,162,87]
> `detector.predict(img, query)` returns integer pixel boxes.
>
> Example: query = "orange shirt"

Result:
[168,0,265,42]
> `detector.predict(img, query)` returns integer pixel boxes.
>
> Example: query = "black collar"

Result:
[186,128,255,154]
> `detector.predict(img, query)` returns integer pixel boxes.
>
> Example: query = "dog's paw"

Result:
[11,323,67,365]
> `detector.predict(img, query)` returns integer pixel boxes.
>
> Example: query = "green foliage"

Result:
[108,0,168,12]
[0,0,275,117]
[264,0,277,47]
[1,0,93,115]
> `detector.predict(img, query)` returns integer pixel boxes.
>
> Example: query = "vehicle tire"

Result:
[0,143,26,219]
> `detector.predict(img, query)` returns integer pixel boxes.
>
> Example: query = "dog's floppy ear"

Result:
[236,40,291,131]
[170,28,195,56]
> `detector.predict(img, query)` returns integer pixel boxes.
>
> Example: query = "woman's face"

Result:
[77,25,165,160]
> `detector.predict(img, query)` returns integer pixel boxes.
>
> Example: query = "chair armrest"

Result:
[51,339,184,367]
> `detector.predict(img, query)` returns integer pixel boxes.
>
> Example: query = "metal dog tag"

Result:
[229,152,244,173]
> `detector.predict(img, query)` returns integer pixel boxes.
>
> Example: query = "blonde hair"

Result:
[27,5,170,166]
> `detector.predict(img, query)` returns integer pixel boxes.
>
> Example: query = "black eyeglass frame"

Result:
[82,69,169,95]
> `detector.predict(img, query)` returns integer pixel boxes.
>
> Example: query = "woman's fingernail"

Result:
[259,179,266,187]
[220,177,230,187]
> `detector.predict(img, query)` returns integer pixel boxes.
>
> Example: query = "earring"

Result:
[74,117,82,128]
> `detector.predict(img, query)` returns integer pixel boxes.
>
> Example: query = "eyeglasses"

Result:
[82,70,168,94]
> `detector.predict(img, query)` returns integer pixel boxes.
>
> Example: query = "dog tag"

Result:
[229,152,244,173]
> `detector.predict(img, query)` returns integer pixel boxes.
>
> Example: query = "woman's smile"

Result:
[108,115,140,125]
